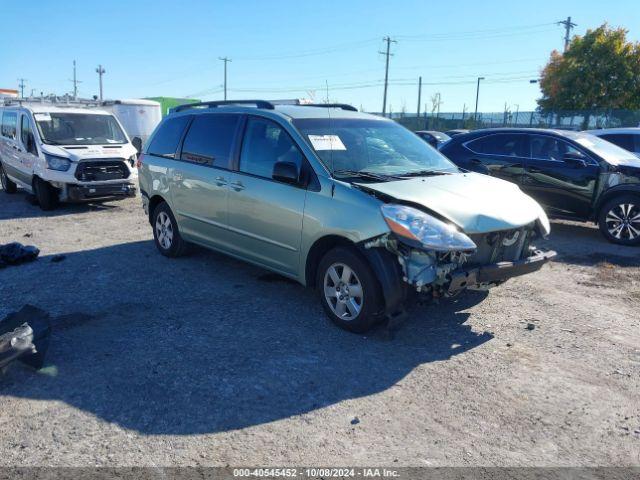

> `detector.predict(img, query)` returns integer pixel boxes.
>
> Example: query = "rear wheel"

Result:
[598,195,640,246]
[152,202,188,257]
[34,177,58,211]
[0,163,17,194]
[317,246,384,333]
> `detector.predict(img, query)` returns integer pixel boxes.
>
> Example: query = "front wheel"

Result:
[0,163,17,194]
[316,247,384,333]
[34,177,58,211]
[598,195,640,246]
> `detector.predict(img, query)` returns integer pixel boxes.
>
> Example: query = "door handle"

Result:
[229,180,245,191]
[215,176,228,186]
[528,167,543,173]
[173,173,183,181]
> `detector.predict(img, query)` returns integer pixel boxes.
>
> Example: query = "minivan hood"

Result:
[360,172,546,234]
[40,143,137,162]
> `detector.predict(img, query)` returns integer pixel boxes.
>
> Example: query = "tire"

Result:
[34,177,58,211]
[0,163,17,194]
[598,195,640,246]
[316,246,384,333]
[152,202,188,257]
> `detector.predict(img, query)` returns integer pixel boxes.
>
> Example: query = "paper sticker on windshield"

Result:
[308,134,346,151]
[34,113,52,122]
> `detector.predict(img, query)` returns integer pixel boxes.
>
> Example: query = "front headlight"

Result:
[381,204,477,252]
[44,154,71,172]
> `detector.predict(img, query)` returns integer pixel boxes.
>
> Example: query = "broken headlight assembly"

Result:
[381,204,477,252]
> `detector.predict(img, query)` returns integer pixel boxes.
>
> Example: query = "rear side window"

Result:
[1,111,17,139]
[467,134,527,157]
[147,115,190,159]
[180,114,240,168]
[600,134,636,152]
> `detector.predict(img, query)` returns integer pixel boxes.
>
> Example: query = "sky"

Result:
[1,0,639,114]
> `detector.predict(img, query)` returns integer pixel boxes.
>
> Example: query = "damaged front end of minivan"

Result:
[359,201,556,315]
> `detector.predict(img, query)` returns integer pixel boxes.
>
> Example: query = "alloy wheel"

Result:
[323,262,364,320]
[605,203,640,241]
[155,211,174,249]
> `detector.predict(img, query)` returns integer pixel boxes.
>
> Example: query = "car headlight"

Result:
[381,204,477,252]
[538,211,551,237]
[44,154,71,172]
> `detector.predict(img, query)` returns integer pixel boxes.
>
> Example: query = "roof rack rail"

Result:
[171,100,275,113]
[299,103,358,112]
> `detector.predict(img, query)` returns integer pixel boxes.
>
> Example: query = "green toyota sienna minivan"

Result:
[138,100,555,333]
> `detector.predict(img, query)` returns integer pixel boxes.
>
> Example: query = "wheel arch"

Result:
[595,186,640,215]
[148,194,168,224]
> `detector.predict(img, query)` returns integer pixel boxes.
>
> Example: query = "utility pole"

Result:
[558,16,577,52]
[17,78,27,98]
[219,57,232,100]
[95,65,106,101]
[379,36,396,117]
[474,77,485,122]
[416,76,422,118]
[70,60,82,99]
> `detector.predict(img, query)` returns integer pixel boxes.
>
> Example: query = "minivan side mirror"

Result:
[563,152,587,168]
[132,136,143,155]
[272,161,300,185]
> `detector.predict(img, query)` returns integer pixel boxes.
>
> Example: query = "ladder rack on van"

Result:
[2,96,103,108]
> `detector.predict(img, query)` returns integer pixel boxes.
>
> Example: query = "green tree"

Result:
[538,24,640,116]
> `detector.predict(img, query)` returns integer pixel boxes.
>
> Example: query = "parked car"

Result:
[139,101,555,333]
[439,128,640,245]
[0,100,138,210]
[584,128,640,158]
[445,129,470,137]
[415,130,451,148]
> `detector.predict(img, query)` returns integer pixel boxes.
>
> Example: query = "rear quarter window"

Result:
[147,115,191,159]
[1,111,18,139]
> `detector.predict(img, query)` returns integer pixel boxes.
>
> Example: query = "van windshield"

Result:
[34,112,128,145]
[293,118,458,178]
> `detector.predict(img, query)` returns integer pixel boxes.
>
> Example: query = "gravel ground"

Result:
[0,188,639,467]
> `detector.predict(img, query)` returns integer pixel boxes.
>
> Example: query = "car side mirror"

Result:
[132,136,143,155]
[563,152,587,168]
[272,161,300,185]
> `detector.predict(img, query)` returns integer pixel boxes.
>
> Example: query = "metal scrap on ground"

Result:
[0,305,51,370]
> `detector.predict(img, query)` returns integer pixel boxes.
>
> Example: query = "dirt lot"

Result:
[0,188,639,467]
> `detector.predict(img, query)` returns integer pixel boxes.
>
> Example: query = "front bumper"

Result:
[67,182,137,202]
[447,248,557,294]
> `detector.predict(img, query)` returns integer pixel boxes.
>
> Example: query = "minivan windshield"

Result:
[563,131,640,167]
[293,118,458,178]
[34,112,128,145]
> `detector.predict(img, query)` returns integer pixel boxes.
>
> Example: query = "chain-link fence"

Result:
[392,110,640,132]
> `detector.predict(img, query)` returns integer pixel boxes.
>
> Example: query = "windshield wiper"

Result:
[398,169,452,177]
[333,169,404,181]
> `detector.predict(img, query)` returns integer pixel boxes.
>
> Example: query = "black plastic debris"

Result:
[50,254,66,263]
[0,305,51,370]
[0,242,39,269]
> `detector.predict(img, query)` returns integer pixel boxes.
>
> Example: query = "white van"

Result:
[0,100,138,210]
[100,99,162,146]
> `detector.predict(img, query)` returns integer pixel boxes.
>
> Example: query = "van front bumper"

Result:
[66,182,137,201]
[447,248,557,294]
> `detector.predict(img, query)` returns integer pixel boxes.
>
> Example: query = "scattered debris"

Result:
[526,323,536,331]
[350,417,360,425]
[0,242,39,269]
[506,343,513,347]
[0,305,51,371]
[22,233,32,238]
[50,254,66,263]
[560,328,575,333]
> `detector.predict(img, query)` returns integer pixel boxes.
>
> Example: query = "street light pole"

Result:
[474,77,485,122]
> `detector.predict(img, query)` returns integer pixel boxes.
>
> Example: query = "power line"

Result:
[557,16,577,52]
[219,57,232,100]
[380,36,396,117]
